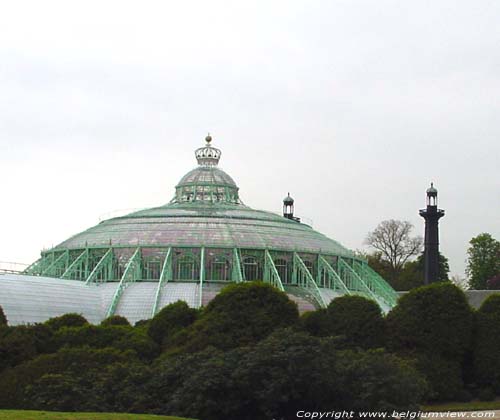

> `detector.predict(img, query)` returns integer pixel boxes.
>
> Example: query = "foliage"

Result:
[100,316,131,327]
[0,305,7,326]
[473,294,500,392]
[147,301,198,346]
[302,296,385,349]
[0,347,147,410]
[0,411,190,420]
[466,233,500,290]
[45,314,88,331]
[365,220,423,277]
[367,251,449,291]
[486,274,500,290]
[148,330,425,420]
[170,282,299,352]
[386,282,474,400]
[0,324,55,373]
[54,325,159,361]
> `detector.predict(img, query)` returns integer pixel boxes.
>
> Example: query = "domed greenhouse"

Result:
[0,136,398,325]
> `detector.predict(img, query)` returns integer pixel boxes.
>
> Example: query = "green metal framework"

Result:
[293,252,327,309]
[263,249,285,291]
[85,248,113,285]
[353,260,399,308]
[232,248,243,282]
[151,247,173,316]
[25,245,399,312]
[61,249,89,280]
[318,256,351,295]
[107,247,142,317]
[41,250,69,278]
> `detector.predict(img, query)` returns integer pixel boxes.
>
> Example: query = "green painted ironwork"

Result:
[318,255,351,295]
[293,252,327,308]
[198,247,205,308]
[85,248,113,285]
[23,257,43,275]
[232,248,243,282]
[337,256,380,303]
[107,247,142,317]
[263,249,285,291]
[353,260,398,309]
[61,249,88,280]
[41,250,69,278]
[151,247,172,316]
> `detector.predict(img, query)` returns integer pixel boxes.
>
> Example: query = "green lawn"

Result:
[0,410,194,420]
[423,400,500,412]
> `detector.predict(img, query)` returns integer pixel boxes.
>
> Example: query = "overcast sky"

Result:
[0,1,498,278]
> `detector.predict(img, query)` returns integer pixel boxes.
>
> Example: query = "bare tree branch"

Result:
[365,219,423,273]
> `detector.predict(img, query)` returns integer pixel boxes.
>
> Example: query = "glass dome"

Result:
[0,136,398,325]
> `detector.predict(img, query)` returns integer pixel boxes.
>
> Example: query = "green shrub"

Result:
[149,329,425,420]
[477,387,496,402]
[0,324,55,373]
[387,282,473,358]
[45,313,88,331]
[301,296,386,349]
[148,301,198,346]
[386,282,474,400]
[473,294,500,392]
[171,282,299,352]
[100,315,131,327]
[0,305,7,326]
[54,325,159,361]
[0,346,147,410]
[325,295,385,349]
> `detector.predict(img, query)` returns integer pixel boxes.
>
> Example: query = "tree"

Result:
[365,220,423,280]
[466,233,500,290]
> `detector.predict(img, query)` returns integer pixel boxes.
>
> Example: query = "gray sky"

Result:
[0,1,499,278]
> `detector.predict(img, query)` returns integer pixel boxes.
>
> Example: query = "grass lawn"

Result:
[0,410,194,420]
[423,400,500,412]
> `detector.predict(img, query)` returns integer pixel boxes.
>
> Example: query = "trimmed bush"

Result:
[100,315,131,327]
[386,282,474,400]
[45,313,88,331]
[326,295,385,349]
[301,296,385,349]
[0,305,7,326]
[171,282,299,352]
[148,301,198,346]
[387,283,473,358]
[473,294,500,392]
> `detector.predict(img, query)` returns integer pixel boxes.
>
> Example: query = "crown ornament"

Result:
[195,133,221,166]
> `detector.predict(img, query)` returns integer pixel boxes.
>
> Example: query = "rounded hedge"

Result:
[174,282,299,352]
[148,300,198,346]
[100,315,131,327]
[0,305,7,327]
[473,294,500,392]
[386,282,473,359]
[301,296,385,349]
[45,313,88,331]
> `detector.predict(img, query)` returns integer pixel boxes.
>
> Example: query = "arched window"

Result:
[208,256,230,281]
[176,255,199,280]
[274,258,289,284]
[243,256,260,281]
